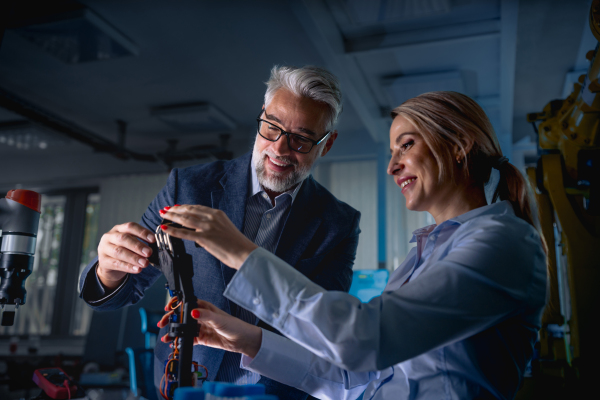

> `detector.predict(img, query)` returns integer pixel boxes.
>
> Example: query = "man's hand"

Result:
[97,222,156,289]
[157,299,262,358]
[158,205,258,270]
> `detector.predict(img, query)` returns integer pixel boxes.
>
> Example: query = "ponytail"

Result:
[493,162,533,223]
[493,161,548,254]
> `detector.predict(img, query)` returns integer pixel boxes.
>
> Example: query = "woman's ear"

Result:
[452,144,465,164]
[453,139,473,163]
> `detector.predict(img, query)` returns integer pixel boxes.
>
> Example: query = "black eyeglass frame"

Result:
[256,109,331,154]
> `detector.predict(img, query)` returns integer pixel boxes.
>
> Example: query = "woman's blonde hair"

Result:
[391,91,537,228]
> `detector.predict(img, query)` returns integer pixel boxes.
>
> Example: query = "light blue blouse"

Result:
[224,201,547,400]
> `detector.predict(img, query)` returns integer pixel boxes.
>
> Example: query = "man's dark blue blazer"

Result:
[79,152,361,399]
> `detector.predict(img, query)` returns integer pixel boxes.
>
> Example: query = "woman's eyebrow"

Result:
[395,132,417,143]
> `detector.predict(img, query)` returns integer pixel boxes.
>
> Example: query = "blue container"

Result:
[212,383,246,396]
[239,384,265,395]
[349,269,389,302]
[210,382,265,396]
[174,387,205,400]
[201,381,215,394]
[174,382,273,399]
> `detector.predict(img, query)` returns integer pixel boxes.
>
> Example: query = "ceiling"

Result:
[0,0,592,191]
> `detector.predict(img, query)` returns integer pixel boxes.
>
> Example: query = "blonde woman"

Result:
[159,91,547,400]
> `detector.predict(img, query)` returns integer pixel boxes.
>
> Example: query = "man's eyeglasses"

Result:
[256,110,331,154]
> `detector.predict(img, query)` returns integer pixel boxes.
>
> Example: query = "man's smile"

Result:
[266,155,294,172]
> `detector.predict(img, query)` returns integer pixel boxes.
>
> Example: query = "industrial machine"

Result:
[0,189,41,326]
[526,0,600,389]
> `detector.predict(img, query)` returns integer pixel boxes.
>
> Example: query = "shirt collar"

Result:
[448,200,514,225]
[410,224,436,238]
[250,156,303,204]
[409,201,514,243]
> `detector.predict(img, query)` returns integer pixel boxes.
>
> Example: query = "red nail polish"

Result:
[164,206,171,210]
[191,309,200,318]
[174,204,181,207]
[161,224,168,230]
[159,209,166,215]
[157,322,161,327]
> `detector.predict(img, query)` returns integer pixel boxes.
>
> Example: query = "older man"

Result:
[79,65,361,399]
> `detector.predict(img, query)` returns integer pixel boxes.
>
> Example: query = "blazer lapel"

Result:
[211,153,252,285]
[276,175,323,270]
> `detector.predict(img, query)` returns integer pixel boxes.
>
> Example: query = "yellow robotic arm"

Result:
[527,0,600,385]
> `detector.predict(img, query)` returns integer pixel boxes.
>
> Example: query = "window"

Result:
[72,193,100,336]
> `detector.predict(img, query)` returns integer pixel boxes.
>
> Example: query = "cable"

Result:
[63,379,71,400]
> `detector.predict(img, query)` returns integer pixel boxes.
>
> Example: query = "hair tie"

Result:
[492,156,509,170]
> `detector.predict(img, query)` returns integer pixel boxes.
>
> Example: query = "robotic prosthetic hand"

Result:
[154,220,204,399]
[0,189,41,326]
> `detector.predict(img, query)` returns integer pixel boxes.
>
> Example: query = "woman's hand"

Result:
[158,204,258,270]
[157,299,262,358]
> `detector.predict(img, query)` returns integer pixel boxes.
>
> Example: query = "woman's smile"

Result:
[397,177,417,192]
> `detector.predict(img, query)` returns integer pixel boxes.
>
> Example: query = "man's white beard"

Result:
[252,143,315,193]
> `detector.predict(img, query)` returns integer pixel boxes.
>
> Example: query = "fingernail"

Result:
[159,209,166,215]
[161,336,165,342]
[138,258,146,266]
[157,322,161,327]
[132,266,139,272]
[142,248,150,256]
[164,305,169,311]
[161,224,168,230]
[174,204,181,207]
[164,206,171,210]
[191,309,200,318]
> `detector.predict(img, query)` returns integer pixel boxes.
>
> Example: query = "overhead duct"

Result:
[0,87,155,161]
[0,87,232,166]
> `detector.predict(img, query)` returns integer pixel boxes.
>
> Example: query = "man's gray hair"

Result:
[264,65,343,132]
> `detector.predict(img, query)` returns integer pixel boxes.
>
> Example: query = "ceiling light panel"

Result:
[12,8,139,64]
[326,0,499,39]
[342,0,451,26]
[151,103,237,134]
[382,71,465,108]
